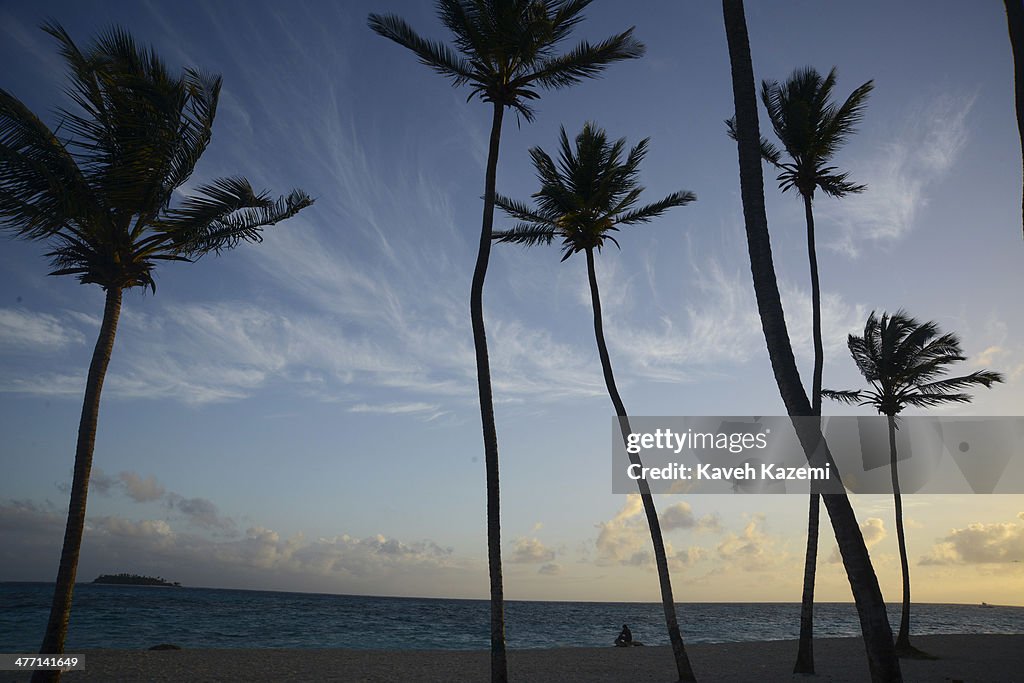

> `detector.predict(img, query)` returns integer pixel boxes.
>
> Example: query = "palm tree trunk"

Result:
[793,490,819,673]
[794,191,824,673]
[888,415,912,651]
[471,101,508,683]
[722,2,901,681]
[33,287,123,683]
[1005,0,1024,237]
[585,248,696,683]
[804,194,823,415]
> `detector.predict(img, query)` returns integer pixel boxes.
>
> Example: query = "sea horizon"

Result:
[4,582,1022,653]
[3,580,1021,609]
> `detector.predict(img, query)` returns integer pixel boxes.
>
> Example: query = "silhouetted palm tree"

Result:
[368,4,642,679]
[494,122,696,681]
[0,24,311,682]
[824,311,1003,655]
[1005,0,1024,236]
[721,2,902,680]
[731,65,873,674]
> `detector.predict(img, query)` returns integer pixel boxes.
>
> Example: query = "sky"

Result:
[1,1,1023,607]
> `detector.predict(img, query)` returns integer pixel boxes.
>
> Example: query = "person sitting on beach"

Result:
[614,624,632,647]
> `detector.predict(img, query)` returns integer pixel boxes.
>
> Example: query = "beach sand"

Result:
[2,634,1019,682]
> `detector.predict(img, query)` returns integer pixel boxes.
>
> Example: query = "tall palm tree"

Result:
[494,122,697,681]
[720,2,902,681]
[758,67,872,415]
[1006,0,1024,237]
[368,4,642,679]
[824,311,1003,655]
[731,65,873,674]
[0,24,311,682]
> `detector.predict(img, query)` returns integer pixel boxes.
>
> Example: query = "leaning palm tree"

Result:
[731,65,873,674]
[824,311,1003,655]
[368,4,642,679]
[721,1,902,680]
[0,24,311,681]
[494,122,697,681]
[1006,0,1024,236]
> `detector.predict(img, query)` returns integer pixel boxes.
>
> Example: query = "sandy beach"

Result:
[1,634,1017,682]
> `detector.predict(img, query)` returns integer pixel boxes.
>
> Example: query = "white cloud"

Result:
[823,93,975,257]
[119,472,166,503]
[920,513,1024,565]
[0,308,85,350]
[716,514,781,571]
[828,517,887,564]
[166,494,236,533]
[595,494,708,570]
[0,499,466,590]
[509,537,556,564]
[660,502,721,533]
[591,250,866,382]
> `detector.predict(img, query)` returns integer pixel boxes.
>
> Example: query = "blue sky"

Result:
[1,1,1022,605]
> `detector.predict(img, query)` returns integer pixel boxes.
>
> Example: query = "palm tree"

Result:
[1005,0,1024,237]
[494,122,697,681]
[730,65,873,674]
[368,4,642,679]
[720,1,902,680]
[824,311,1003,655]
[0,24,311,681]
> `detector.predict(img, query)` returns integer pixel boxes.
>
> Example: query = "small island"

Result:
[93,573,181,587]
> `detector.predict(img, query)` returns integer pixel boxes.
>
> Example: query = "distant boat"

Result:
[980,602,995,608]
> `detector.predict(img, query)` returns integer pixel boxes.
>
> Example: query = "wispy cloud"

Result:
[822,93,976,257]
[590,248,866,383]
[0,308,85,350]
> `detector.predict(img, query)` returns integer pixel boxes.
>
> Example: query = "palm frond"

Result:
[821,388,863,405]
[819,79,874,158]
[916,370,1005,395]
[492,223,556,247]
[368,13,475,86]
[0,88,96,239]
[839,309,1003,415]
[816,169,866,198]
[615,190,696,225]
[155,177,313,256]
[494,192,554,224]
[725,117,783,167]
[759,66,870,200]
[525,28,643,90]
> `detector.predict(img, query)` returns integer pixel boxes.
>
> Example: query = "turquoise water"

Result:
[2,582,1022,651]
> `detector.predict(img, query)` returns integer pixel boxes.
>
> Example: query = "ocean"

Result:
[2,582,1022,651]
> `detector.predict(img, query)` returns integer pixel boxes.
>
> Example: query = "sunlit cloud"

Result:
[660,501,721,533]
[594,494,709,571]
[920,513,1024,565]
[828,517,887,564]
[508,537,556,564]
[119,472,166,503]
[716,514,782,572]
[0,499,469,592]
